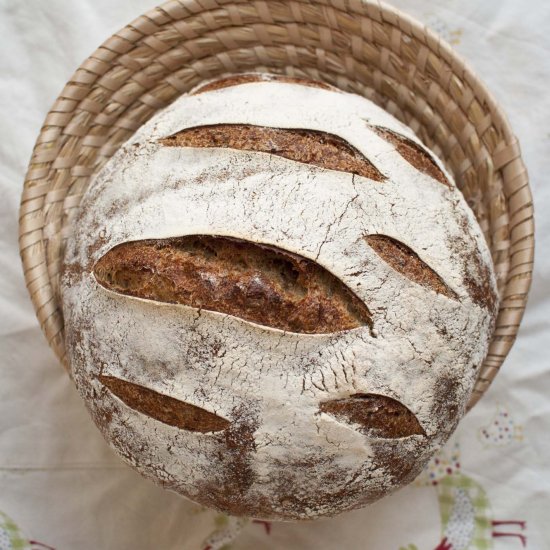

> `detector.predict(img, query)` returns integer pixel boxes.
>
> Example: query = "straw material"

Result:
[19,0,534,410]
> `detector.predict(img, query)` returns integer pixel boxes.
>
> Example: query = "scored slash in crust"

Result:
[365,234,458,299]
[98,374,230,433]
[320,394,426,438]
[93,235,373,334]
[99,374,425,440]
[160,124,385,181]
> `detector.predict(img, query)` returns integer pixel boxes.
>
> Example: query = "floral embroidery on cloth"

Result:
[0,511,30,550]
[478,403,524,447]
[201,515,248,550]
[0,511,54,550]
[201,513,273,550]
[436,474,492,549]
[408,437,527,550]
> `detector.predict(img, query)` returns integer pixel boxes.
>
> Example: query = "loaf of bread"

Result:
[61,73,498,520]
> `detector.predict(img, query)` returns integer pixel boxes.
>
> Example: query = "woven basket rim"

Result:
[19,0,534,411]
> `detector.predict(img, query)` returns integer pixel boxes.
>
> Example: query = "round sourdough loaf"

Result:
[61,73,498,520]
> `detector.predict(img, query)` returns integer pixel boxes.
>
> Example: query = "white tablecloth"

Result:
[1,1,548,549]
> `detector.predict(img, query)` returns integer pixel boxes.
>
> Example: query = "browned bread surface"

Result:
[320,394,426,438]
[160,124,385,181]
[94,235,372,334]
[374,127,450,186]
[365,234,457,299]
[98,374,230,432]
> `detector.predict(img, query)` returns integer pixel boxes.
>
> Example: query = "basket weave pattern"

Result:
[19,0,534,410]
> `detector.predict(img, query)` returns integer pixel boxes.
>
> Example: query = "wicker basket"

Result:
[19,0,534,410]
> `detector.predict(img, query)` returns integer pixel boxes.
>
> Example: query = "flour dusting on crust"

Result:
[61,76,498,521]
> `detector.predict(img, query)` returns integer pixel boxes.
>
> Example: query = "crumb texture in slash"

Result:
[98,374,230,432]
[320,393,427,438]
[373,126,450,186]
[365,234,458,299]
[93,234,373,334]
[160,124,385,181]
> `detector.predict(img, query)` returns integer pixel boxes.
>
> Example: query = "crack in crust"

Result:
[93,235,373,334]
[365,234,458,300]
[160,124,385,181]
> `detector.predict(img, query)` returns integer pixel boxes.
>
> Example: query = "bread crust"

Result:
[61,74,498,520]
